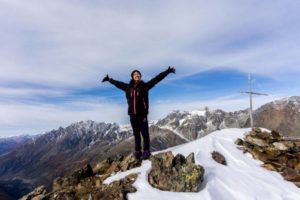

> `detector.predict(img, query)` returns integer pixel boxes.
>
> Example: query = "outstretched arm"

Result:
[102,74,128,91]
[146,66,175,90]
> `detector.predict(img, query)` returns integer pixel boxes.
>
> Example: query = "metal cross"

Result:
[241,74,268,128]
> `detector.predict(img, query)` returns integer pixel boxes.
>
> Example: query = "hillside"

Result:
[22,128,300,200]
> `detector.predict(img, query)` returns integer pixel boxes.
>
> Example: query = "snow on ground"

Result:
[104,128,300,200]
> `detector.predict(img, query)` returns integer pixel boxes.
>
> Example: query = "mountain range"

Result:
[1,96,300,199]
[20,128,300,200]
[0,135,36,156]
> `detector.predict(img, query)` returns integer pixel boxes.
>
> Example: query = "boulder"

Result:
[120,154,142,171]
[272,142,289,151]
[71,164,93,182]
[282,168,300,182]
[148,151,205,192]
[93,158,112,175]
[271,130,282,139]
[95,154,142,176]
[245,135,269,147]
[211,151,227,165]
[234,138,243,145]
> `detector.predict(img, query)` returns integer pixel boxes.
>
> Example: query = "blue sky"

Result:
[0,0,300,137]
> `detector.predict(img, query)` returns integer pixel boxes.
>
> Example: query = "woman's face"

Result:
[133,72,141,82]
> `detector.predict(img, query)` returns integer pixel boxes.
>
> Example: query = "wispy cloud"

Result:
[0,98,128,137]
[0,0,299,136]
[1,0,300,87]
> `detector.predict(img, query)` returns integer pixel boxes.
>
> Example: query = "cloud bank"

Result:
[0,0,299,136]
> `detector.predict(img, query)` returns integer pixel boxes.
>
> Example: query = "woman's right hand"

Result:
[102,74,110,82]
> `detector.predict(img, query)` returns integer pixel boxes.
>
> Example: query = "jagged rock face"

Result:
[155,110,207,140]
[254,96,300,137]
[237,128,300,187]
[155,109,249,141]
[148,151,205,192]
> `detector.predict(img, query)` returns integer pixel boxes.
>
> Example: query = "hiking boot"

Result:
[134,151,142,160]
[141,150,151,160]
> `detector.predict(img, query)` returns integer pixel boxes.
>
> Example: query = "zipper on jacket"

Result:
[133,89,136,114]
[143,98,147,110]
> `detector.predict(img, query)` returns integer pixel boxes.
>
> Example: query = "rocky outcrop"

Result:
[22,151,207,199]
[236,128,300,187]
[148,151,205,192]
[21,154,142,200]
[20,186,47,200]
[155,109,249,141]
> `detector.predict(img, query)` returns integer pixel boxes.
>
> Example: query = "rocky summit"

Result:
[21,151,206,200]
[148,151,205,192]
[21,153,142,200]
[236,127,300,187]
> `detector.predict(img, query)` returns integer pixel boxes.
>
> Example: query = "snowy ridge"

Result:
[272,96,300,106]
[257,96,300,112]
[104,128,300,200]
[155,109,249,141]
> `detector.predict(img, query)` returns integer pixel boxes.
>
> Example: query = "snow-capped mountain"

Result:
[154,108,249,141]
[0,121,133,199]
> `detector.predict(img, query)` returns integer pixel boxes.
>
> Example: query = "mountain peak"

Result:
[254,96,300,137]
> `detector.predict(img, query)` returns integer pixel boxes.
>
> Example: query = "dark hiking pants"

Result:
[130,114,150,152]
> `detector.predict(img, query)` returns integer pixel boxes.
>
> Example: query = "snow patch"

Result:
[190,110,206,116]
[104,128,300,200]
